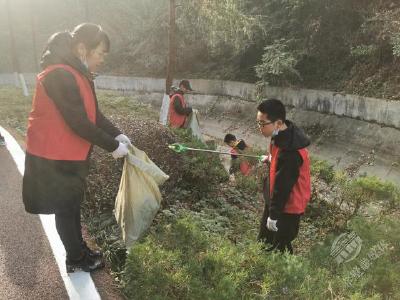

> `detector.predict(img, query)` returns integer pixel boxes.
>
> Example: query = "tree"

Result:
[166,0,176,94]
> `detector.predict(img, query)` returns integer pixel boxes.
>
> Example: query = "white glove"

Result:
[192,108,199,114]
[266,217,278,232]
[115,134,132,146]
[259,154,271,163]
[112,142,129,159]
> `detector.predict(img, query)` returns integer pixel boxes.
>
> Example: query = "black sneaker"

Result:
[66,252,105,273]
[82,241,103,259]
[0,137,5,146]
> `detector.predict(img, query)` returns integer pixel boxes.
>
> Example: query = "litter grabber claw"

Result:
[168,143,263,160]
[168,143,189,153]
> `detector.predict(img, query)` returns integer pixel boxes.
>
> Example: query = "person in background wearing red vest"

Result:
[256,99,311,254]
[224,134,252,176]
[23,24,131,273]
[168,79,196,128]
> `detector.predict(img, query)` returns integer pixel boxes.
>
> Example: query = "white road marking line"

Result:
[0,126,101,300]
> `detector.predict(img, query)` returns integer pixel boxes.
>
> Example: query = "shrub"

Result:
[124,212,400,299]
[337,175,400,215]
[353,176,400,208]
[255,39,301,85]
[123,214,317,299]
[311,158,335,184]
[171,128,229,195]
[235,173,260,194]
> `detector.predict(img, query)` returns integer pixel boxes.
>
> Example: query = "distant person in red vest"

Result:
[223,134,251,176]
[23,23,131,273]
[256,99,311,254]
[168,79,196,128]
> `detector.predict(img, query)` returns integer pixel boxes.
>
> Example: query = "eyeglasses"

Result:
[256,120,274,127]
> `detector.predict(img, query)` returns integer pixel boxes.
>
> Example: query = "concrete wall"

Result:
[1,73,399,129]
[95,76,257,101]
[264,86,400,129]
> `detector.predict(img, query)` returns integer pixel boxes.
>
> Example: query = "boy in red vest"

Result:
[224,134,251,176]
[256,99,311,254]
[168,79,196,128]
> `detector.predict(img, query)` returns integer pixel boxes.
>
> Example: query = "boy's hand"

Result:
[266,217,278,231]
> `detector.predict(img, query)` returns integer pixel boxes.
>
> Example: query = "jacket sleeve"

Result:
[43,69,119,152]
[173,96,192,116]
[269,150,303,219]
[97,110,121,138]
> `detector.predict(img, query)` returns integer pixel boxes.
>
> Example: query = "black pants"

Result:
[55,203,83,260]
[258,212,300,254]
[258,177,301,254]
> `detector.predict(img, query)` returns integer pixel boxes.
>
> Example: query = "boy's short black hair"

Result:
[224,134,237,144]
[257,99,286,122]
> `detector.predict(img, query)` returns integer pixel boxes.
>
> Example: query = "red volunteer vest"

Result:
[26,64,97,161]
[269,143,311,214]
[168,93,187,128]
[230,148,251,176]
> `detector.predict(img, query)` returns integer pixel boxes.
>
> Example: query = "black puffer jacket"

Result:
[23,32,121,214]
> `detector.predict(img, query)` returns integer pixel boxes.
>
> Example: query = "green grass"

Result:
[96,91,158,120]
[0,87,157,135]
[0,86,31,134]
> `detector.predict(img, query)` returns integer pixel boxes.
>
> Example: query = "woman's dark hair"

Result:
[40,31,73,68]
[42,31,72,58]
[71,23,110,52]
[224,134,237,144]
[257,98,286,122]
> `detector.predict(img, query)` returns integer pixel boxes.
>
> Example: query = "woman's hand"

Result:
[112,142,129,159]
[115,134,132,146]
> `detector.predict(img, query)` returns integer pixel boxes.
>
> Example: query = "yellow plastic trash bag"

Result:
[114,145,169,247]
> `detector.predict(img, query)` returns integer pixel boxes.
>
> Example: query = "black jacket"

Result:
[268,120,310,220]
[23,32,121,214]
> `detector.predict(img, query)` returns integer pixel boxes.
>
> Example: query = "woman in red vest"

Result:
[256,99,311,254]
[168,79,194,128]
[23,24,131,272]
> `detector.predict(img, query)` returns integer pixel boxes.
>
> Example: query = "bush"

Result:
[235,173,260,194]
[123,213,325,300]
[353,176,400,208]
[171,128,229,195]
[255,39,301,85]
[311,158,335,184]
[124,211,400,299]
[337,175,400,215]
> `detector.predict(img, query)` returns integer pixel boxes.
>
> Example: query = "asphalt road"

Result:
[0,146,68,299]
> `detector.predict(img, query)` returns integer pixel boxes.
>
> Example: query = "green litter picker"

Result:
[168,143,264,161]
